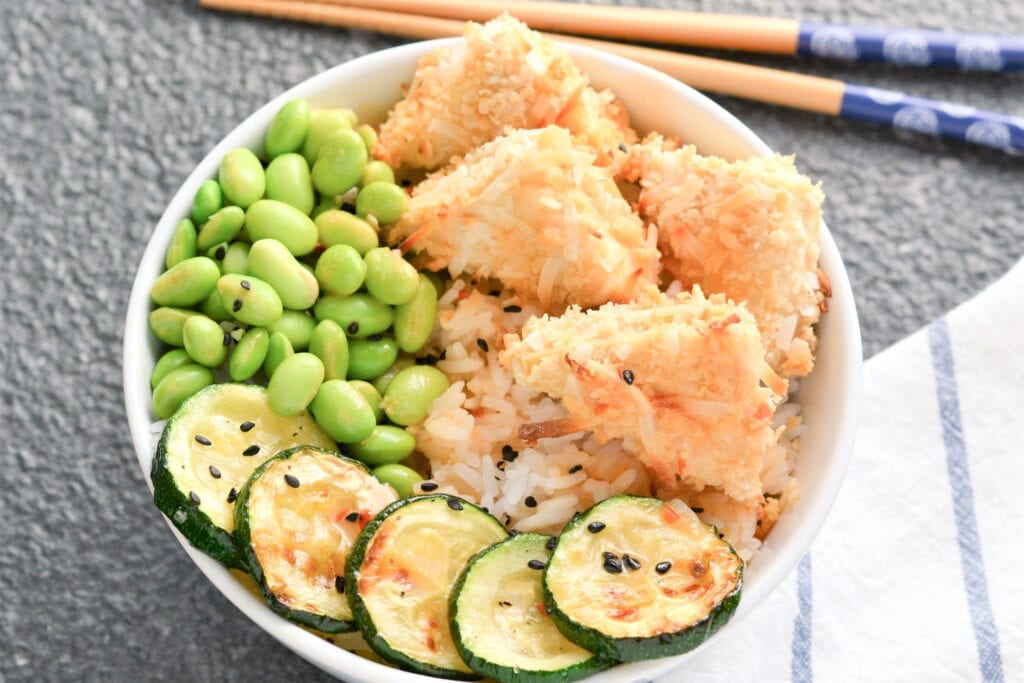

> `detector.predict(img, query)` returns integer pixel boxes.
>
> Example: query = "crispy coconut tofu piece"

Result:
[500,287,785,502]
[389,126,660,313]
[375,14,635,170]
[621,136,827,379]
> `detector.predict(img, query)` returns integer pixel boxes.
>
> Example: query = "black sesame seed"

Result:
[242,444,260,456]
[416,354,439,366]
[240,279,251,291]
[503,305,522,313]
[345,511,360,522]
[498,600,512,607]
[587,521,606,534]
[691,507,704,513]
[400,179,412,187]
[226,487,238,503]
[195,435,212,446]
[508,529,519,537]
[545,536,558,551]
[488,289,501,297]
[603,556,623,574]
[622,369,635,385]
[189,491,201,505]
[524,496,537,508]
[438,349,447,361]
[209,465,222,479]
[347,321,360,335]
[232,298,243,312]
[447,498,463,511]
[569,464,582,474]
[501,445,519,462]
[367,334,384,342]
[335,576,346,594]
[420,481,439,492]
[527,559,546,570]
[476,338,489,352]
[602,551,618,560]
[214,245,226,260]
[284,474,300,488]
[655,561,672,574]
[618,142,629,153]
[340,202,356,213]
[223,331,233,347]
[623,554,642,571]
[496,460,508,471]
[240,421,255,432]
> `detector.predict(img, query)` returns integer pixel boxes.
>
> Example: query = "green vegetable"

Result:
[315,244,366,296]
[247,238,320,310]
[165,218,198,269]
[229,327,270,381]
[309,379,376,444]
[218,148,265,208]
[347,380,383,422]
[265,153,315,215]
[313,293,394,339]
[151,364,215,419]
[191,179,223,225]
[356,181,408,226]
[264,99,311,159]
[315,209,379,255]
[370,463,422,498]
[308,319,349,381]
[244,199,318,256]
[149,307,196,346]
[343,425,415,465]
[264,331,294,378]
[150,256,220,307]
[216,273,283,327]
[267,352,324,417]
[393,274,438,353]
[360,160,394,187]
[346,335,399,381]
[267,310,316,351]
[150,348,193,389]
[312,129,367,197]
[200,290,232,322]
[369,357,414,395]
[301,109,354,166]
[196,205,245,252]
[182,314,229,368]
[356,123,378,153]
[380,365,449,426]
[221,241,250,275]
[363,247,419,306]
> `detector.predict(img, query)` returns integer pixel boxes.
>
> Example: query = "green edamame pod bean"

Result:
[313,293,393,338]
[152,364,215,419]
[264,331,294,378]
[363,247,419,306]
[371,463,423,498]
[346,335,399,381]
[265,153,314,215]
[359,160,394,187]
[201,291,232,322]
[196,205,245,252]
[150,256,220,307]
[182,314,229,368]
[338,108,358,127]
[218,148,265,208]
[149,307,196,346]
[267,352,324,417]
[244,199,318,256]
[343,425,416,465]
[309,380,376,443]
[222,242,250,275]
[369,357,414,395]
[380,365,450,426]
[216,274,283,327]
[423,271,446,299]
[315,244,366,296]
[308,320,349,381]
[165,219,197,269]
[312,129,367,198]
[150,348,193,389]
[267,310,316,350]
[393,274,438,353]
[247,238,319,310]
[314,210,378,255]
[301,109,354,166]
[229,327,270,381]
[264,99,310,159]
[356,181,408,226]
[191,179,223,225]
[356,123,378,154]
[348,380,384,422]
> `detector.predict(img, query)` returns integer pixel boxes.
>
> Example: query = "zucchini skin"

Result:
[233,446,368,634]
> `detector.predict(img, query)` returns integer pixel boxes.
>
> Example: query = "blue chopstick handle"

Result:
[840,84,1024,152]
[797,21,1024,71]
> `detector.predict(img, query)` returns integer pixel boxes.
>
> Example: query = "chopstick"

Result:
[200,0,1024,153]
[307,0,1024,72]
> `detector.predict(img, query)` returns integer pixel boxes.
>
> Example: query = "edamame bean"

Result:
[313,293,394,338]
[191,179,223,225]
[359,160,394,187]
[363,247,419,306]
[346,335,399,381]
[268,310,316,350]
[149,307,196,346]
[182,314,230,367]
[344,425,416,465]
[356,123,378,153]
[165,218,197,269]
[244,199,318,256]
[371,463,423,498]
[301,109,354,166]
[369,358,414,395]
[314,210,378,255]
[218,148,265,208]
[309,320,349,381]
[312,129,367,197]
[423,271,446,299]
[267,352,324,417]
[264,99,310,159]
[348,380,384,422]
[216,273,283,327]
[152,364,214,419]
[229,327,270,381]
[309,380,376,443]
[201,291,232,322]
[264,332,294,378]
[315,244,365,296]
[393,274,438,353]
[356,181,408,226]
[150,348,193,389]
[196,205,245,252]
[380,365,450,426]
[247,238,319,310]
[150,256,220,307]
[222,242,250,275]
[265,153,314,215]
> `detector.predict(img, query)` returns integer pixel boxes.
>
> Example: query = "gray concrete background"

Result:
[1,0,1021,680]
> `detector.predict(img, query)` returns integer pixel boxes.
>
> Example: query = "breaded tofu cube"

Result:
[375,14,635,170]
[389,126,661,313]
[621,136,827,379]
[500,287,785,502]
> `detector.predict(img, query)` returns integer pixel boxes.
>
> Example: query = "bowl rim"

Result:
[123,37,862,682]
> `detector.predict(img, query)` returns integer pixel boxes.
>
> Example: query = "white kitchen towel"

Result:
[665,259,1024,682]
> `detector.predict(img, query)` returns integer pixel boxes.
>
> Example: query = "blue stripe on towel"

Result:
[790,553,813,683]
[928,318,1005,682]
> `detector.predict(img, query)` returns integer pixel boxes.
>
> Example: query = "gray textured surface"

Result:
[0,0,1021,681]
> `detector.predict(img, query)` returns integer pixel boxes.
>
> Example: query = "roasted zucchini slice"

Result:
[151,383,335,567]
[450,533,611,683]
[346,494,508,679]
[544,495,742,662]
[234,446,397,633]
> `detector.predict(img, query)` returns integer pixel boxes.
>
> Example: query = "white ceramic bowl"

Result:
[124,38,862,683]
